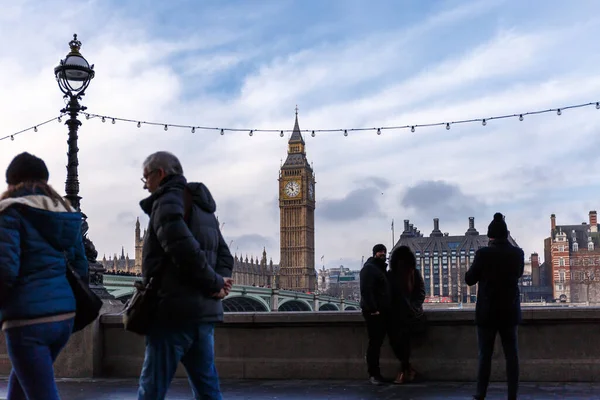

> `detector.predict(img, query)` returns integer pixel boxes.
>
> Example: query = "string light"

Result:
[2,100,599,144]
[0,115,64,142]
[80,100,598,136]
[311,130,315,137]
[164,125,168,131]
[249,130,253,136]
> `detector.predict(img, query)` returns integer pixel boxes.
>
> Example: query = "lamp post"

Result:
[55,34,112,299]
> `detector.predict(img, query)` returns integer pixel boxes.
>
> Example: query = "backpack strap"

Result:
[183,187,193,224]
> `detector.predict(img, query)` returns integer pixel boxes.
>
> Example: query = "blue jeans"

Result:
[476,325,519,400]
[4,318,74,400]
[138,323,222,400]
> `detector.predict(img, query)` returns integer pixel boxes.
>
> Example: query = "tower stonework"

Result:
[134,217,144,274]
[277,111,317,292]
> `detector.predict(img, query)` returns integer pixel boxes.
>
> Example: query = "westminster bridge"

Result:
[103,274,360,312]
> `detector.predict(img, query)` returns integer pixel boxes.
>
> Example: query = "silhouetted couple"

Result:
[359,243,425,385]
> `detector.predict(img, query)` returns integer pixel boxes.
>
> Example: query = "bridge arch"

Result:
[278,299,312,312]
[319,303,339,311]
[344,306,358,311]
[222,295,270,312]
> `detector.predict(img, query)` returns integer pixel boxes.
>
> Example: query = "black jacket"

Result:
[140,174,234,326]
[359,256,391,314]
[387,269,426,322]
[465,239,525,327]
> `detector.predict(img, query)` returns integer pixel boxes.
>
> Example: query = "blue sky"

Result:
[1,0,600,270]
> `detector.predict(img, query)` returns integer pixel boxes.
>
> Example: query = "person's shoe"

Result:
[393,371,406,384]
[369,376,385,385]
[406,366,417,382]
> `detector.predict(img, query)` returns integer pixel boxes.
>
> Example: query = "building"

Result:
[393,217,520,303]
[101,218,145,275]
[317,266,360,300]
[232,249,280,287]
[277,111,317,292]
[545,211,600,303]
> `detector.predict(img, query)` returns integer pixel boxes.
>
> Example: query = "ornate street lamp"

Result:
[55,34,112,299]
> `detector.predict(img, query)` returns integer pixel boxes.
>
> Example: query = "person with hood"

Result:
[360,243,404,385]
[0,152,88,400]
[387,245,425,384]
[465,212,524,400]
[137,151,234,400]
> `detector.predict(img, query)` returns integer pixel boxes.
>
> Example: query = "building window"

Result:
[559,245,565,252]
[589,242,595,251]
[559,257,565,267]
[559,271,565,282]
[573,242,579,252]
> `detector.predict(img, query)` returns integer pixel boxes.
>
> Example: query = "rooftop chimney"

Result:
[409,223,414,234]
[551,214,556,231]
[590,211,598,232]
[465,216,479,236]
[403,220,410,233]
[431,218,444,237]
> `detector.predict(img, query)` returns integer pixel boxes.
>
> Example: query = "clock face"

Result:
[285,181,300,197]
[308,183,314,200]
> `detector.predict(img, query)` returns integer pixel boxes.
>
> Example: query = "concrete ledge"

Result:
[99,307,600,382]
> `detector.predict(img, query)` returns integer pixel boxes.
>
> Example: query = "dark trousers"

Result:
[476,325,519,400]
[363,313,408,377]
[4,318,74,400]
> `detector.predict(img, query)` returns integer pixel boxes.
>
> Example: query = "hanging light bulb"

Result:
[557,109,562,116]
[280,130,284,137]
[519,114,524,121]
[596,102,599,109]
[311,130,315,137]
[85,114,90,120]
[411,126,415,133]
[112,118,116,124]
[343,129,348,137]
[376,128,381,135]
[58,116,62,123]
[220,129,224,135]
[137,121,141,128]
[191,127,196,133]
[10,135,14,141]
[446,123,450,130]
[34,126,38,132]
[164,125,168,131]
[249,130,253,136]
[482,119,487,126]
[101,117,105,123]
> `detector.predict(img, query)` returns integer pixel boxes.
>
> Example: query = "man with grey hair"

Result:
[137,151,233,400]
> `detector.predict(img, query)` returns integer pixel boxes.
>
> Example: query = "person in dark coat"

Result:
[465,212,524,400]
[360,243,404,385]
[387,245,425,384]
[137,151,234,400]
[0,152,88,400]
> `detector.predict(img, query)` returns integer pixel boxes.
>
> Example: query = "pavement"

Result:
[0,379,599,399]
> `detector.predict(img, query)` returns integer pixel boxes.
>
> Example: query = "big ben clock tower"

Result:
[277,108,317,292]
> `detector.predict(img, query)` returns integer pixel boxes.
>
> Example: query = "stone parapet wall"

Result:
[0,307,599,381]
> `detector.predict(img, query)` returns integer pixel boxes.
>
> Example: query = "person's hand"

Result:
[223,277,234,294]
[212,288,227,299]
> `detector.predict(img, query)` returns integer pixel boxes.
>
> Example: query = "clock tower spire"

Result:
[277,108,316,292]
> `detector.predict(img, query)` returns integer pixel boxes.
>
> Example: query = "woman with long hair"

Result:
[387,245,425,384]
[0,152,88,399]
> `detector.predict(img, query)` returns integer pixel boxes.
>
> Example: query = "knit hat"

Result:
[487,212,508,239]
[372,243,387,256]
[6,152,49,185]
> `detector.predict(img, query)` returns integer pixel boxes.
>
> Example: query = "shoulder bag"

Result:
[65,252,103,333]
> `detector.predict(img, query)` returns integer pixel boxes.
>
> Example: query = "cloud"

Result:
[229,234,275,256]
[400,180,487,222]
[2,0,600,268]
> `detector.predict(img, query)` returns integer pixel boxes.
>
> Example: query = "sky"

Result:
[1,0,600,270]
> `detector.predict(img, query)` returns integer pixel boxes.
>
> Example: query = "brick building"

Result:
[545,211,600,302]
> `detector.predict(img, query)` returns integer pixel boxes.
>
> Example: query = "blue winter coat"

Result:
[0,190,89,323]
